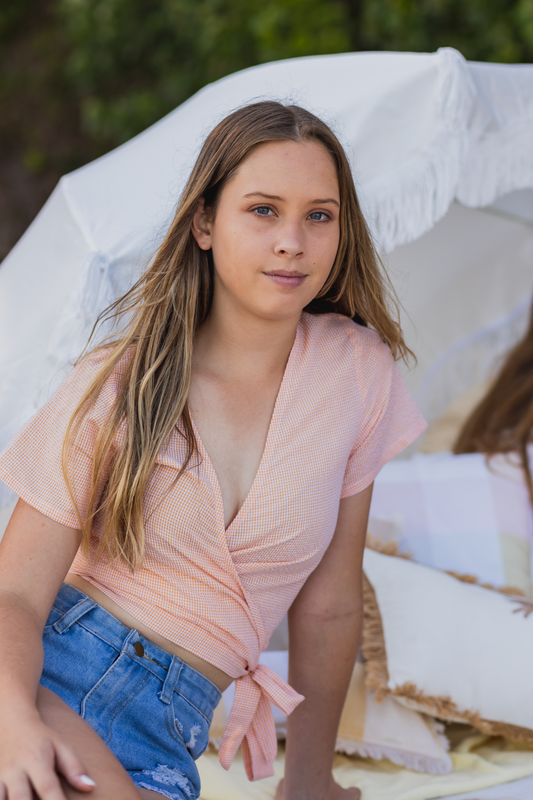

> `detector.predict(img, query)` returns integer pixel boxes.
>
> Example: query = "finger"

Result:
[0,782,5,800]
[30,765,70,800]
[4,771,34,800]
[54,741,96,792]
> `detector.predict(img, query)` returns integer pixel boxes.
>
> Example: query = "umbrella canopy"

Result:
[1,47,533,509]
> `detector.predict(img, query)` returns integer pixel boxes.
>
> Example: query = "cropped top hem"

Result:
[69,572,249,679]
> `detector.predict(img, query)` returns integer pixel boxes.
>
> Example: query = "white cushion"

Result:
[363,548,533,734]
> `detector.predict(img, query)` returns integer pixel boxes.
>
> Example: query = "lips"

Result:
[263,270,307,288]
[264,270,306,278]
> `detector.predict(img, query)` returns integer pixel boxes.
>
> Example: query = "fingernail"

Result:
[79,775,96,787]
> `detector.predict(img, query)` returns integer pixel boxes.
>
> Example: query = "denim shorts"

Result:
[40,584,221,800]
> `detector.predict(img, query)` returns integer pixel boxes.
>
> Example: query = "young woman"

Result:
[0,102,425,800]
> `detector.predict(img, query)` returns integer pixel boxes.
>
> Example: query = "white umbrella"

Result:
[1,47,533,513]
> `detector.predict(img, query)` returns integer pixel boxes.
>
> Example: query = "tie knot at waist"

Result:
[218,663,304,781]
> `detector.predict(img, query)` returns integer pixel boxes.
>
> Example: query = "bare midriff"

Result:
[64,573,234,692]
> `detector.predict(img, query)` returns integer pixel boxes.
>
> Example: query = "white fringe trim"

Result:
[365,48,476,254]
[335,737,452,775]
[458,120,533,209]
[457,63,533,209]
[210,722,452,775]
[335,718,452,775]
[365,52,533,253]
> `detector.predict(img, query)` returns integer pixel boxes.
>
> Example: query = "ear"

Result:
[191,198,212,250]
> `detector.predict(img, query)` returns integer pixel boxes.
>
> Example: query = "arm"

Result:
[0,499,95,798]
[280,485,372,800]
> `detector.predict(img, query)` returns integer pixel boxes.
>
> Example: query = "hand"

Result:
[0,710,95,799]
[275,776,361,800]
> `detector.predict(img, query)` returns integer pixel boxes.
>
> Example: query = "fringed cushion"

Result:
[209,650,452,775]
[362,547,533,743]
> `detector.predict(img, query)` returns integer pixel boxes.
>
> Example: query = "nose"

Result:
[274,220,304,259]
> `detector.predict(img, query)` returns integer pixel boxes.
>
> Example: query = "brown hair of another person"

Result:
[454,304,533,504]
[62,100,411,570]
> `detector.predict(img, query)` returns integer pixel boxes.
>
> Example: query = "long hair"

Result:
[63,100,411,570]
[454,303,533,504]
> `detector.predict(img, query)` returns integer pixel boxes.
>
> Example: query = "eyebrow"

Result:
[244,192,340,207]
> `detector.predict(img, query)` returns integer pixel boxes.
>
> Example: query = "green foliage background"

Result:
[1,0,533,257]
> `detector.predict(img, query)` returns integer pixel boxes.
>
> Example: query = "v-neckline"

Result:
[189,318,302,535]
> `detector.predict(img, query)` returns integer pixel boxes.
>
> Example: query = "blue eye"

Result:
[309,211,329,221]
[254,206,272,216]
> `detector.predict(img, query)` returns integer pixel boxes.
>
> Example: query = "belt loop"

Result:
[121,628,137,652]
[158,655,183,705]
[53,597,97,634]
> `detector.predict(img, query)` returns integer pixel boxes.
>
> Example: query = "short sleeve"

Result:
[0,350,121,528]
[341,338,427,499]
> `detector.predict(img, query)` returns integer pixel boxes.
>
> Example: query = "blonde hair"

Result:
[63,100,411,570]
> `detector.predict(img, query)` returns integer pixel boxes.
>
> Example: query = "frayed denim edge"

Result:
[135,781,193,800]
[133,763,194,799]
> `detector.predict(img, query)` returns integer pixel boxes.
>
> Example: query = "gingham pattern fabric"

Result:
[0,312,426,780]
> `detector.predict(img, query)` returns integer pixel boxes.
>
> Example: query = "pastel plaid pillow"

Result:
[369,451,533,595]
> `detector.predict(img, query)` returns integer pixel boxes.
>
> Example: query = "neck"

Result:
[194,300,301,382]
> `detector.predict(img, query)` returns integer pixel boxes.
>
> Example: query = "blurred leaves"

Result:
[0,1,91,257]
[57,0,350,145]
[353,0,533,63]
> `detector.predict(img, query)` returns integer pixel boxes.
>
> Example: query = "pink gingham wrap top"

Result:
[0,312,426,780]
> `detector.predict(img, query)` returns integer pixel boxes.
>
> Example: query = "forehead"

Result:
[227,140,339,199]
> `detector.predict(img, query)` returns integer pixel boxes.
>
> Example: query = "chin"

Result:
[251,291,315,322]
[254,305,306,323]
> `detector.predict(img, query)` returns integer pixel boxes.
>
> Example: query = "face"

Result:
[192,140,341,323]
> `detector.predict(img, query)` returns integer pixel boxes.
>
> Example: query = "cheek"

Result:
[311,228,340,274]
[213,220,269,276]
[217,234,254,280]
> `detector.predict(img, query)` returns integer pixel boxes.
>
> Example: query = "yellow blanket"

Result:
[198,733,533,800]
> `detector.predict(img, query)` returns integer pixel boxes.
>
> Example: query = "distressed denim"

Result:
[41,584,221,799]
